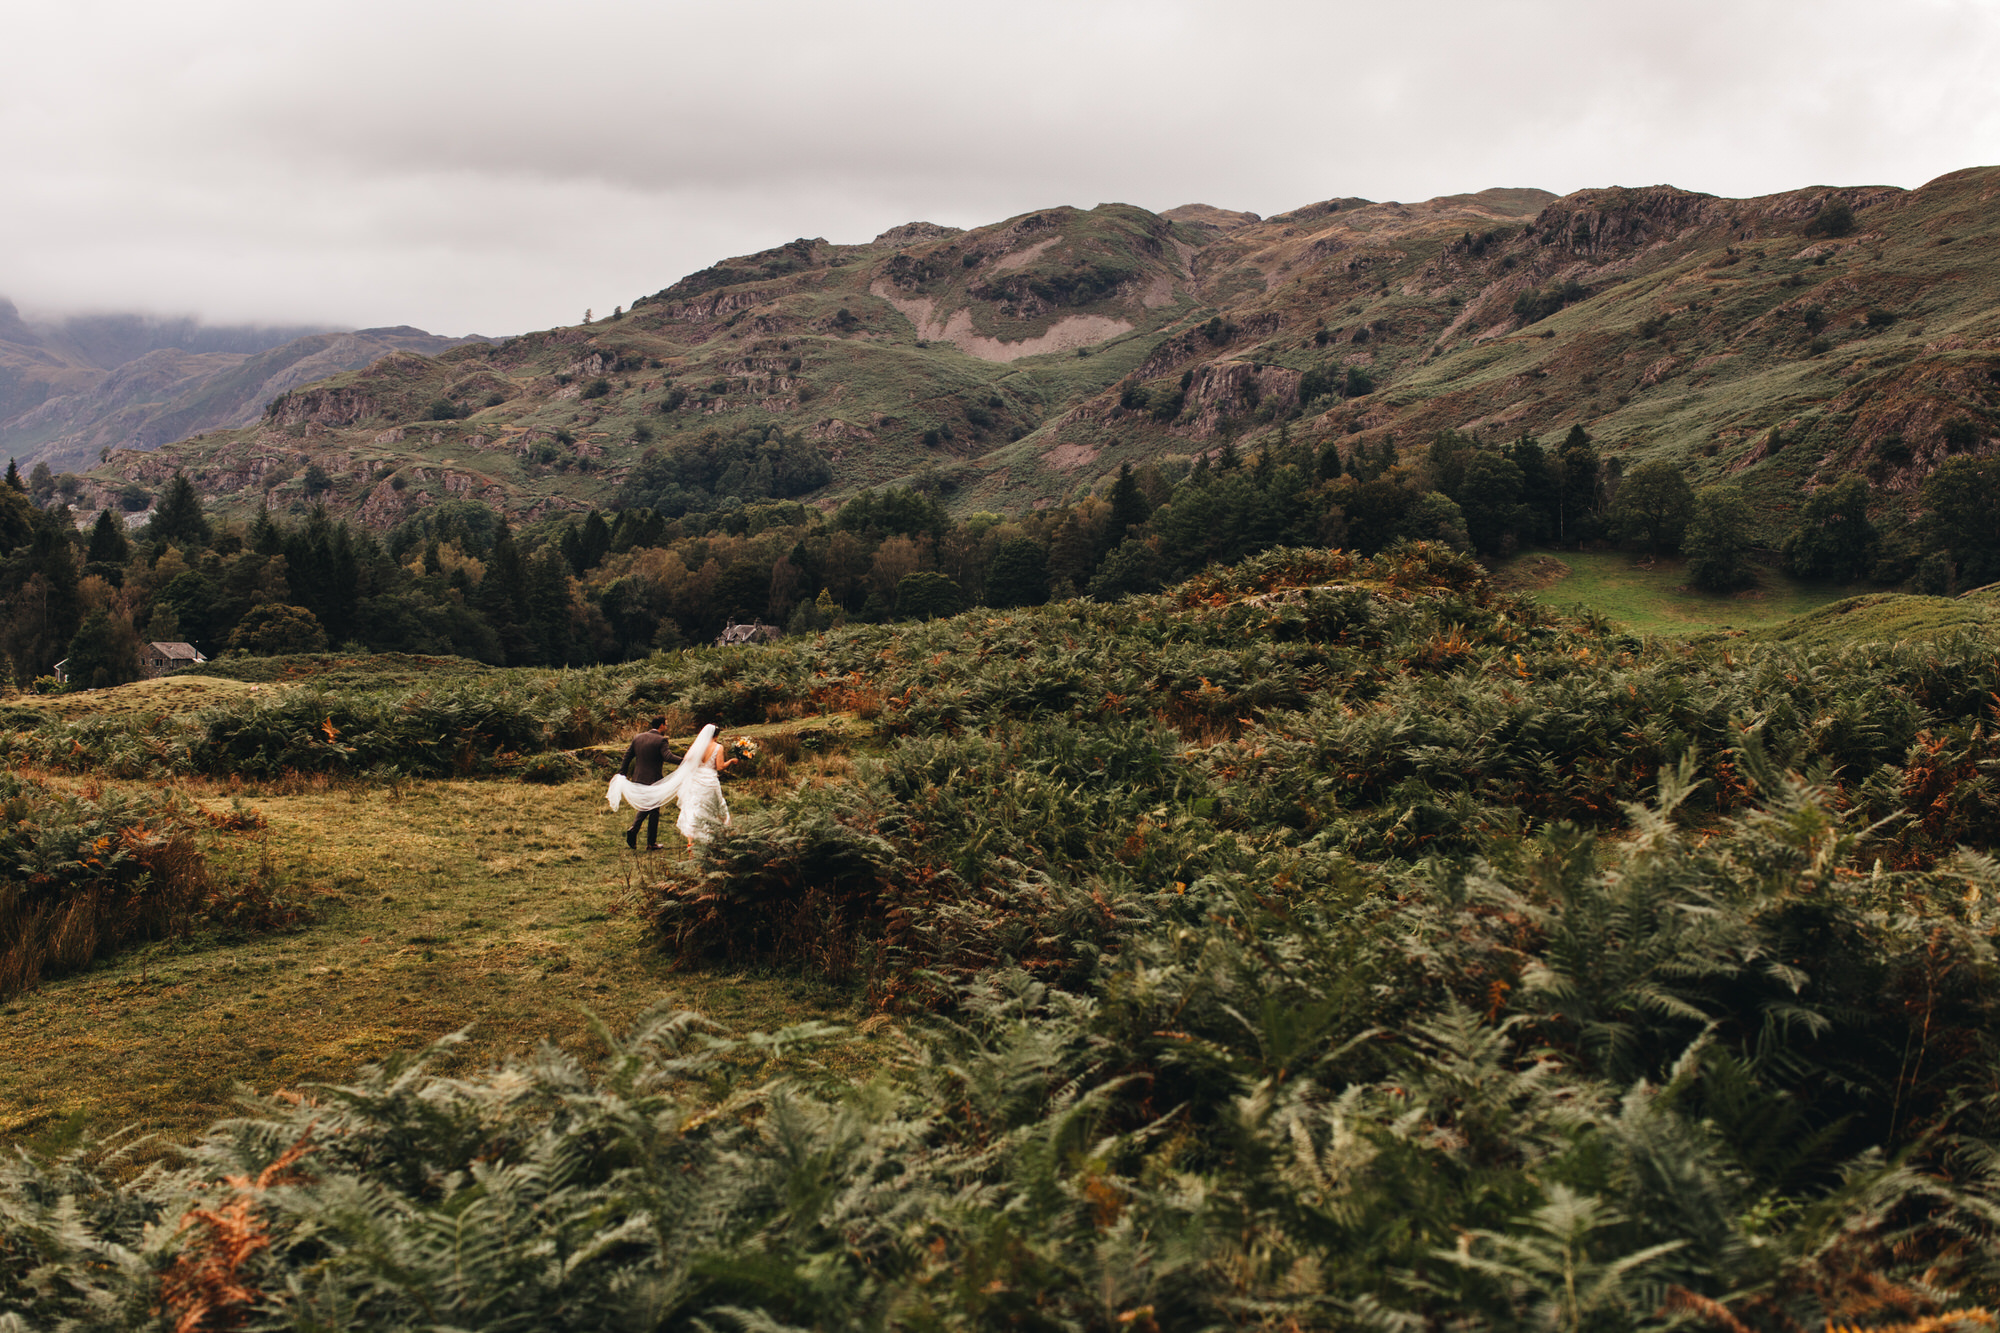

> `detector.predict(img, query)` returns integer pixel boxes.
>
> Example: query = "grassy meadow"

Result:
[1496,548,1862,633]
[0,717,886,1152]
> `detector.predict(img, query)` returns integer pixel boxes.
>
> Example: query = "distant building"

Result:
[140,641,206,678]
[714,621,783,647]
[55,640,207,685]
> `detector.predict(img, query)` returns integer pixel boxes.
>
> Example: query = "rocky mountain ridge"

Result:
[76,167,2000,541]
[0,306,487,476]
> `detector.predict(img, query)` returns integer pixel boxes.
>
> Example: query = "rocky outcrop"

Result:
[1176,361,1303,438]
[872,221,963,247]
[265,385,379,428]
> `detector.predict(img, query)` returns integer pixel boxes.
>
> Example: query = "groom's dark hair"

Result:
[650,715,666,729]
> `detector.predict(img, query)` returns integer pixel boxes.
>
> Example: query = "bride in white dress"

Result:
[606,723,734,849]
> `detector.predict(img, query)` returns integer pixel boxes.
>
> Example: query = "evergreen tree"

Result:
[3,515,83,683]
[525,547,577,663]
[1107,463,1152,537]
[579,510,613,571]
[1046,513,1098,592]
[1506,433,1557,543]
[149,472,212,547]
[1316,438,1343,481]
[249,504,282,556]
[1554,425,1600,543]
[3,459,22,492]
[1339,479,1415,555]
[0,478,33,553]
[1086,537,1163,602]
[85,509,129,565]
[1426,430,1476,501]
[480,519,534,662]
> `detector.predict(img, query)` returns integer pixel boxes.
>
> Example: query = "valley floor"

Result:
[0,759,885,1154]
[1494,548,1859,634]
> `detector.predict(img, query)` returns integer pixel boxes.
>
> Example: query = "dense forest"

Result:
[6,421,1999,689]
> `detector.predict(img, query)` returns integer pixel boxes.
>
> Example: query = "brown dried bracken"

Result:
[157,1129,314,1333]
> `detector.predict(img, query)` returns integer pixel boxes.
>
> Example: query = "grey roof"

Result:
[148,641,203,659]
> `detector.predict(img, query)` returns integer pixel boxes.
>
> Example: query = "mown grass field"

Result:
[0,732,888,1154]
[1494,548,1858,633]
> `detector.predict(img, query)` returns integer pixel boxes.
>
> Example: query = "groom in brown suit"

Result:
[618,717,684,850]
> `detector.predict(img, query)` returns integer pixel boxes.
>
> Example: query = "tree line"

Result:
[5,426,1995,687]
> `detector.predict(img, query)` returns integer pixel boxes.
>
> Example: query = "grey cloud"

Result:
[3,0,1996,333]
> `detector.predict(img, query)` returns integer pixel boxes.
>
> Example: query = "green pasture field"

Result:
[1494,549,1859,634]
[0,723,888,1154]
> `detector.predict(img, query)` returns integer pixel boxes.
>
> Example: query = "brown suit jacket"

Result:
[619,730,682,785]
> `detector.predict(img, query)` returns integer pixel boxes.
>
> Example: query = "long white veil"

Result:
[607,723,715,812]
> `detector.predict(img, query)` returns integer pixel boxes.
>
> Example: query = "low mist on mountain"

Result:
[0,301,488,475]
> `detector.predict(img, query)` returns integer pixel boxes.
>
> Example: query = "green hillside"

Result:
[78,167,2000,540]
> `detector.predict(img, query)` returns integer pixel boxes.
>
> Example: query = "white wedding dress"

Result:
[606,723,731,842]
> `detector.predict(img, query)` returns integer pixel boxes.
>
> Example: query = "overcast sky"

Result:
[5,0,1996,337]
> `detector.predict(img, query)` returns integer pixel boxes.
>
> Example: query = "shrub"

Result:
[518,750,583,784]
[228,604,330,656]
[1512,279,1584,325]
[0,774,303,997]
[581,377,612,400]
[1804,198,1855,237]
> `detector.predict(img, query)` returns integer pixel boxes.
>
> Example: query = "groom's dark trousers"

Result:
[618,729,683,849]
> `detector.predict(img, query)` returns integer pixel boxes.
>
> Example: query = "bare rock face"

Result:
[1177,361,1303,438]
[266,385,379,428]
[872,221,964,248]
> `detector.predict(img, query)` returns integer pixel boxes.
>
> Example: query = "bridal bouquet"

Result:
[727,736,759,763]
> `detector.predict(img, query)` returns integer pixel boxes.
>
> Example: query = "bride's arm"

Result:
[709,741,732,771]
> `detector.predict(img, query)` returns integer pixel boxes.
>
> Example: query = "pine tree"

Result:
[580,510,612,571]
[525,547,575,663]
[0,480,32,553]
[1317,439,1344,481]
[85,509,129,565]
[1108,463,1151,537]
[249,504,282,556]
[481,519,533,662]
[1555,425,1600,544]
[150,472,212,547]
[3,459,22,492]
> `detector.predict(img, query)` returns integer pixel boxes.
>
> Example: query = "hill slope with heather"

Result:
[77,167,2000,539]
